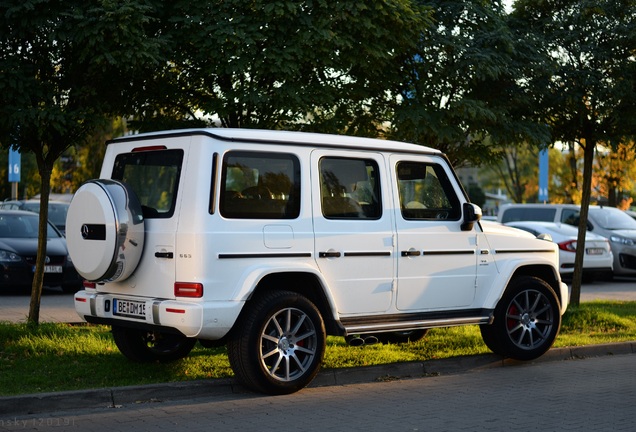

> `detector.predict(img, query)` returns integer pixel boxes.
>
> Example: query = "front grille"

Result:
[619,253,636,270]
[24,256,66,265]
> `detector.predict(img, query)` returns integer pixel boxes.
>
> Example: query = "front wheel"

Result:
[227,290,326,395]
[480,276,561,361]
[111,326,197,363]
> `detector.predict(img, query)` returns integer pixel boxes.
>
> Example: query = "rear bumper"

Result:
[74,290,243,340]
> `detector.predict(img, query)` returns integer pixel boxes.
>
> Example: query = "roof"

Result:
[111,128,442,155]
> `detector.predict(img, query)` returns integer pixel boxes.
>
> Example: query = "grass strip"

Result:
[1,300,635,396]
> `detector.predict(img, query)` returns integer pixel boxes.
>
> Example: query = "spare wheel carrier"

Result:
[66,179,145,283]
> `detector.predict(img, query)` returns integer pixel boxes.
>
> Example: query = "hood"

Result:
[0,237,68,256]
[607,229,636,240]
[479,220,537,238]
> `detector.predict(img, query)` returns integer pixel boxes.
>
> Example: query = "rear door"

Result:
[108,142,187,298]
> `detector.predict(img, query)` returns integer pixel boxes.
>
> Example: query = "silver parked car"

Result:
[505,221,613,281]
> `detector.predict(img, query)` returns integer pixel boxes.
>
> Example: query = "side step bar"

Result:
[340,309,494,335]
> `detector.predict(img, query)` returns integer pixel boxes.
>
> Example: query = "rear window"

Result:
[111,149,184,218]
[500,207,556,223]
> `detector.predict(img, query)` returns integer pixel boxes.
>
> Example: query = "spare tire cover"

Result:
[66,180,145,283]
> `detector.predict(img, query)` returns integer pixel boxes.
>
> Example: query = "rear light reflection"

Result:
[175,282,203,298]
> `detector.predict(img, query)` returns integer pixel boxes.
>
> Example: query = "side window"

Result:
[396,161,461,220]
[320,157,381,219]
[220,151,300,219]
[561,209,579,225]
[112,149,183,219]
[501,207,556,223]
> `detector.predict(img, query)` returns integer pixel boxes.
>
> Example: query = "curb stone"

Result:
[1,341,634,416]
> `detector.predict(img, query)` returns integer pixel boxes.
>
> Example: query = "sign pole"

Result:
[538,149,549,203]
[8,148,21,200]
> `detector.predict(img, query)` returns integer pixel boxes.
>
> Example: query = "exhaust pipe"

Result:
[346,334,380,346]
[363,335,379,345]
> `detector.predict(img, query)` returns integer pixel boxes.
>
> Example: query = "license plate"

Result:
[32,265,63,273]
[113,299,147,320]
[586,248,605,255]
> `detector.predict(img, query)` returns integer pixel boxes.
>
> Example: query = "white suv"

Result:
[67,129,568,394]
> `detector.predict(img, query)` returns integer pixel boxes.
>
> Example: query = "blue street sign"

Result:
[8,148,21,183]
[538,149,548,202]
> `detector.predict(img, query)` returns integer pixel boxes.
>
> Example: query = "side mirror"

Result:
[461,203,482,231]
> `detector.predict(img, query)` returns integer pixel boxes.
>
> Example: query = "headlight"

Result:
[610,236,636,246]
[0,250,22,263]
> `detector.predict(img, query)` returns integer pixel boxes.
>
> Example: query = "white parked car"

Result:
[505,221,613,280]
[498,203,636,276]
[66,129,568,394]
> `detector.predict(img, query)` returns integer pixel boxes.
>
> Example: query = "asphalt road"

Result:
[1,277,635,324]
[0,352,634,431]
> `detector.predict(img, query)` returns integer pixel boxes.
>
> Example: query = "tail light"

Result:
[558,240,577,252]
[175,282,203,298]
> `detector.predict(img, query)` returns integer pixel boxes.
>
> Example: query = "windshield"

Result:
[22,202,69,227]
[589,208,636,230]
[0,214,60,238]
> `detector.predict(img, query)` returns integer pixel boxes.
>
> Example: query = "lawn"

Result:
[1,300,635,396]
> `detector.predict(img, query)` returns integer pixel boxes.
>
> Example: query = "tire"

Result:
[375,330,428,345]
[227,290,326,395]
[66,180,144,283]
[480,276,561,361]
[111,326,196,363]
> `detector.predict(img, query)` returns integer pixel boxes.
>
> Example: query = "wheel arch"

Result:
[510,264,564,306]
[247,271,343,336]
[484,262,567,314]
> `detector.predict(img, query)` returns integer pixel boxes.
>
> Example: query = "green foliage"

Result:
[130,0,431,136]
[390,0,546,168]
[1,301,635,396]
[511,0,636,147]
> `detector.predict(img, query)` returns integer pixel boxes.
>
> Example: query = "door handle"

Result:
[155,252,174,259]
[319,251,342,258]
[401,250,421,257]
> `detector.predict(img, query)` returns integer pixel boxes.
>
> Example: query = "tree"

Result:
[594,143,636,208]
[0,0,164,324]
[512,0,636,305]
[389,0,550,168]
[131,0,432,137]
[482,144,540,203]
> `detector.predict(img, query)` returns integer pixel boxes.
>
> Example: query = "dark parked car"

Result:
[0,199,70,235]
[0,210,82,293]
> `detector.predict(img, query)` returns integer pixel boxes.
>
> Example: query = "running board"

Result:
[340,309,493,335]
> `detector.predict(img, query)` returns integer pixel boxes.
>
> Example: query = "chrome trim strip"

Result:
[344,316,492,334]
[218,252,312,259]
[422,250,475,256]
[495,249,555,254]
[152,301,162,325]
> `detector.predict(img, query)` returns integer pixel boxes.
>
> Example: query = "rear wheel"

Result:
[111,326,196,362]
[227,290,326,395]
[480,276,561,361]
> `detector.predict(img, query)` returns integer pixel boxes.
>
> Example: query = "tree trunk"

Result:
[27,165,52,326]
[569,139,595,306]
